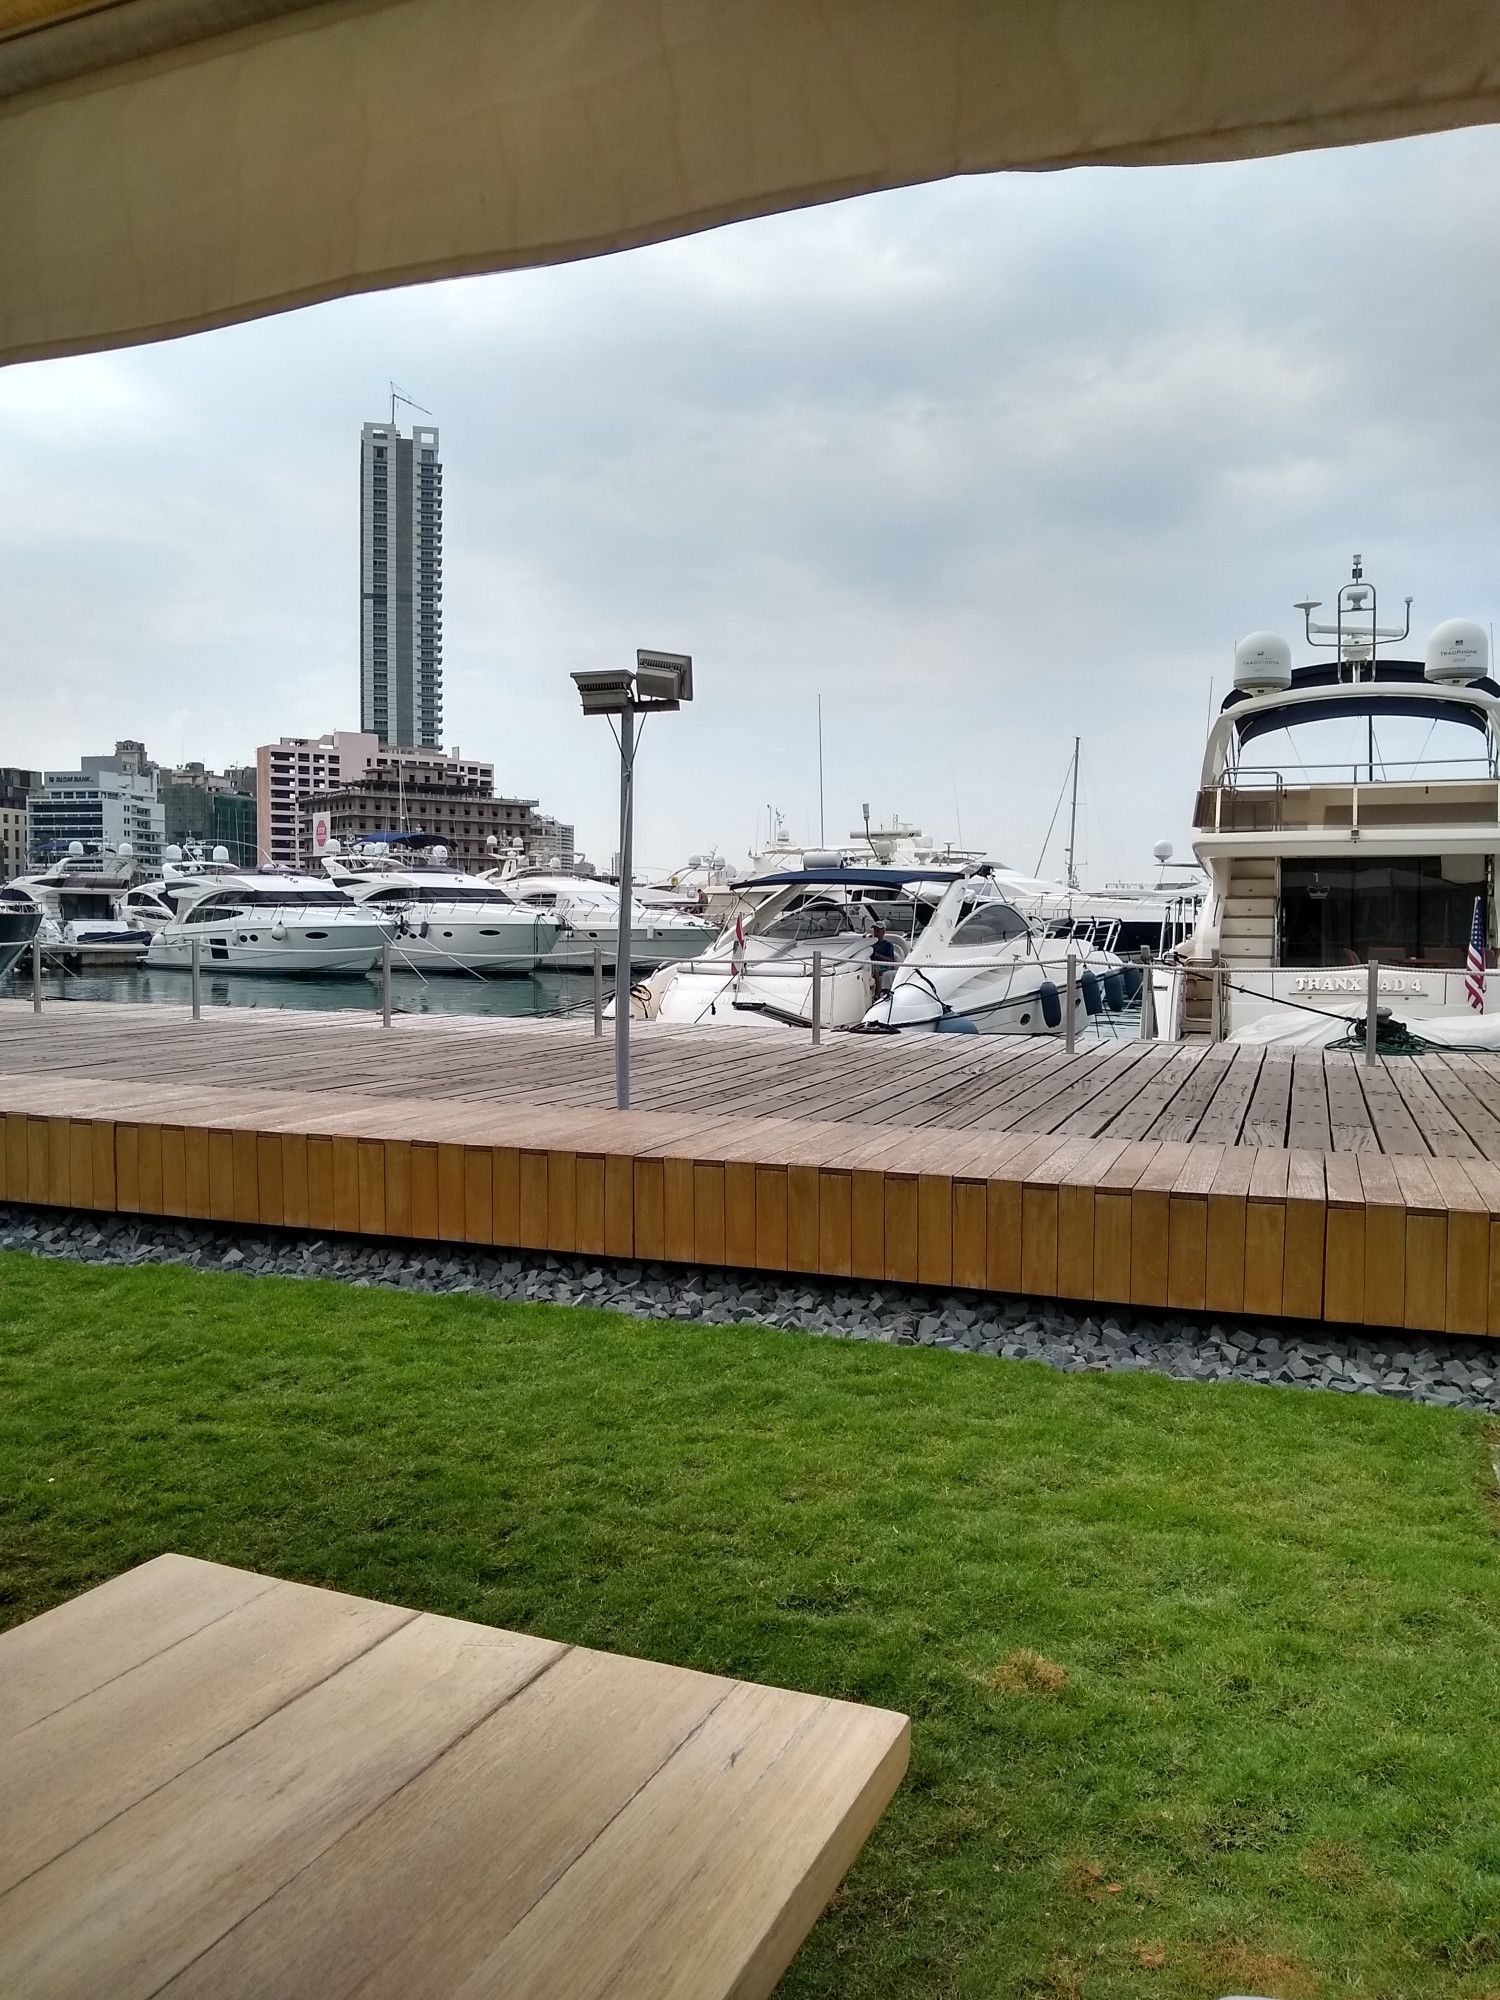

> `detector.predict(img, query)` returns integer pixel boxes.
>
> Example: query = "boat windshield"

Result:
[952,902,1030,946]
[760,896,921,943]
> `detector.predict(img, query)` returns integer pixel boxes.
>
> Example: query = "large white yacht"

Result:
[484,859,716,972]
[321,839,560,974]
[633,863,963,1029]
[1162,558,1500,1041]
[144,868,391,976]
[12,842,153,965]
[864,869,1128,1035]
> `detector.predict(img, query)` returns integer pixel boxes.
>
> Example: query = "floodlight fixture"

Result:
[635,648,694,706]
[571,668,634,715]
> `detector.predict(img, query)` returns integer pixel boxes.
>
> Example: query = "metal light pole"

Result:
[572,649,693,1114]
[614,701,636,1109]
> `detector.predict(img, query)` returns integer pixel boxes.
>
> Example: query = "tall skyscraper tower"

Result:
[360,419,442,748]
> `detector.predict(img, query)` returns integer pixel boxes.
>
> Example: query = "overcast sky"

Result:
[4,124,1500,881]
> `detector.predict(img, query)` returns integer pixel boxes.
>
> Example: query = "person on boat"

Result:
[871,923,898,997]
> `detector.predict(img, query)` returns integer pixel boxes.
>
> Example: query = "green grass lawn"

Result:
[2,1254,1498,1998]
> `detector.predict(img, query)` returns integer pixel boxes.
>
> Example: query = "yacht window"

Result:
[184,900,238,924]
[1280,859,1484,968]
[236,889,356,908]
[953,903,1030,945]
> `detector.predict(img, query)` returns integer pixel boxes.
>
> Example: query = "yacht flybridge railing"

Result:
[1199,762,1500,833]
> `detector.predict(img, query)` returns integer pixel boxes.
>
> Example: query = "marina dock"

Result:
[4,1000,1500,1337]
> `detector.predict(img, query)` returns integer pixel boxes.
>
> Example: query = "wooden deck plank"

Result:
[1241,1055,1292,1150]
[1190,1045,1263,1145]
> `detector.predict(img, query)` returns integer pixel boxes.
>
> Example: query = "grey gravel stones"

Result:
[0,1202,1497,1414]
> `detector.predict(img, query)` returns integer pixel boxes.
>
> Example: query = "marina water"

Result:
[4,963,591,1023]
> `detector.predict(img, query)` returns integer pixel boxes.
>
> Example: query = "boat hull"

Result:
[545,923,716,974]
[145,923,388,976]
[0,908,41,982]
[383,914,560,976]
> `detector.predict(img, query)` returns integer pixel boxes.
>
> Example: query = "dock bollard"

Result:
[1064,951,1077,1054]
[592,947,604,1038]
[381,938,392,1028]
[1138,948,1156,1041]
[31,933,42,1014]
[1365,957,1379,1067]
[811,949,823,1044]
[190,937,201,1020]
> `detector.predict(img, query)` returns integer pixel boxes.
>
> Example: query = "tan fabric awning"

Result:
[3,0,1499,367]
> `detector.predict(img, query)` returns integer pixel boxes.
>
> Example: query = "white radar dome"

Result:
[1233,631,1293,693]
[116,840,133,858]
[67,840,85,857]
[1425,618,1489,685]
[164,844,183,863]
[431,844,449,863]
[1153,840,1174,863]
[212,845,230,863]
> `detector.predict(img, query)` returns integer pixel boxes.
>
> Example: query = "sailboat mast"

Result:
[817,695,825,846]
[1064,736,1081,890]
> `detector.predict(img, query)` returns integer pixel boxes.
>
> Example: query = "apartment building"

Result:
[255,731,495,868]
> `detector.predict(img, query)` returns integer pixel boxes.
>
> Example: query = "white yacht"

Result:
[0,882,42,981]
[633,864,962,1029]
[12,842,153,965]
[864,870,1128,1035]
[485,861,716,972]
[321,839,560,974]
[144,868,391,976]
[1160,557,1500,1042]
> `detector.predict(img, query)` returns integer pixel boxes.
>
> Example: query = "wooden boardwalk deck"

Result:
[3,1001,1500,1336]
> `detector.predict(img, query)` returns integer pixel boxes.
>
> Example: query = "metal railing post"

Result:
[811,948,823,1044]
[381,937,392,1027]
[1064,951,1077,1054]
[31,933,42,1014]
[1365,956,1379,1067]
[1138,948,1156,1041]
[1209,955,1223,1042]
[190,937,201,1020]
[592,946,604,1038]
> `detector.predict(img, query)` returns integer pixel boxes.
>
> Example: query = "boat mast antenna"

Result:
[817,695,825,847]
[1063,736,1081,890]
[1295,554,1411,683]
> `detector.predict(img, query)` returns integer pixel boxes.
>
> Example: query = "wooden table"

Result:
[0,1555,909,1998]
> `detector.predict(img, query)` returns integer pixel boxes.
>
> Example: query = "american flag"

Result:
[1465,896,1487,1011]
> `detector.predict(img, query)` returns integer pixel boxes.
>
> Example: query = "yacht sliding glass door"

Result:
[1280,857,1489,967]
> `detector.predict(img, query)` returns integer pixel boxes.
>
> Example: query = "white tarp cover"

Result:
[3,0,1500,364]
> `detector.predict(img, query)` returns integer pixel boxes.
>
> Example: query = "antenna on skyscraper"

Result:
[389,381,434,424]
